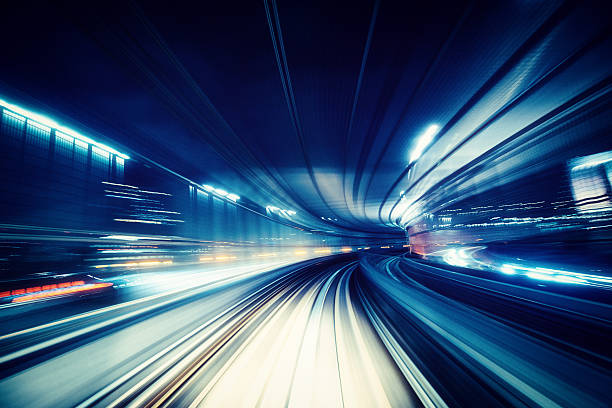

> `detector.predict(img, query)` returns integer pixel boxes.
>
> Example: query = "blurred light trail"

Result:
[0,280,88,300]
[93,260,173,268]
[0,254,609,407]
[409,124,440,163]
[0,98,130,159]
[0,1,610,407]
[12,282,113,303]
[434,246,612,289]
[199,184,241,203]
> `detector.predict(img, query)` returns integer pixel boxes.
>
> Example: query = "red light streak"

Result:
[11,283,113,303]
[1,280,109,302]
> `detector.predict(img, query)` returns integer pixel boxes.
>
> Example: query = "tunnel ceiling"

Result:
[0,1,609,236]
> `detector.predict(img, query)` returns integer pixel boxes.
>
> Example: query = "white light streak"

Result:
[409,124,440,163]
[0,98,130,159]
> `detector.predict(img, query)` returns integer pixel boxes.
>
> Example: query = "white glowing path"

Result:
[183,264,417,408]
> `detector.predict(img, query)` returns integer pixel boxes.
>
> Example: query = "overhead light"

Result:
[267,206,296,218]
[201,184,242,203]
[409,124,440,163]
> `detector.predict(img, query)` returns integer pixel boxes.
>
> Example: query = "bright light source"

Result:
[0,98,130,159]
[267,206,295,217]
[114,218,162,224]
[215,255,237,262]
[254,252,276,258]
[202,185,215,192]
[553,275,585,284]
[500,265,516,275]
[0,99,59,129]
[409,124,440,163]
[214,188,228,196]
[227,193,240,201]
[101,235,141,241]
[572,157,612,171]
[526,272,555,281]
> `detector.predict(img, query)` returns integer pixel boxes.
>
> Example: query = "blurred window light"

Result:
[569,151,612,213]
[92,145,110,159]
[55,131,74,144]
[215,255,237,261]
[3,109,25,122]
[267,205,296,218]
[571,157,612,171]
[202,184,242,203]
[27,119,51,133]
[409,124,440,163]
[0,98,130,159]
[74,138,88,149]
